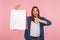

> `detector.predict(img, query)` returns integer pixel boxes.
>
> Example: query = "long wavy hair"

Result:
[31,6,40,22]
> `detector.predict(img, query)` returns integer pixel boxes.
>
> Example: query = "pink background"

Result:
[0,0,60,40]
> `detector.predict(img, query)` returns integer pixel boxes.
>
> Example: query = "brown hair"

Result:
[31,6,40,22]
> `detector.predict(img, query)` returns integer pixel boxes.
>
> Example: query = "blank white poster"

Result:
[10,10,26,30]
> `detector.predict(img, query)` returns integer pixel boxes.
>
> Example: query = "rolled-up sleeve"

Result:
[42,17,52,26]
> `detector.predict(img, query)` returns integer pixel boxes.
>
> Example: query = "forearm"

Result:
[39,20,47,24]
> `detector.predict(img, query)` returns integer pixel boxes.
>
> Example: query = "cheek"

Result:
[33,11,36,14]
[36,11,38,14]
[35,11,38,15]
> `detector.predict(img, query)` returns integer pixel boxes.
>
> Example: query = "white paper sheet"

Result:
[10,10,26,30]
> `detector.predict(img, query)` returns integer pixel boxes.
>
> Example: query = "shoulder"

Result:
[27,16,32,19]
[27,16,32,21]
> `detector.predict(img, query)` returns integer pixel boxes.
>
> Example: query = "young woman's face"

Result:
[33,8,38,17]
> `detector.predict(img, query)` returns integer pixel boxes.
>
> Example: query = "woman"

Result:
[24,6,52,40]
